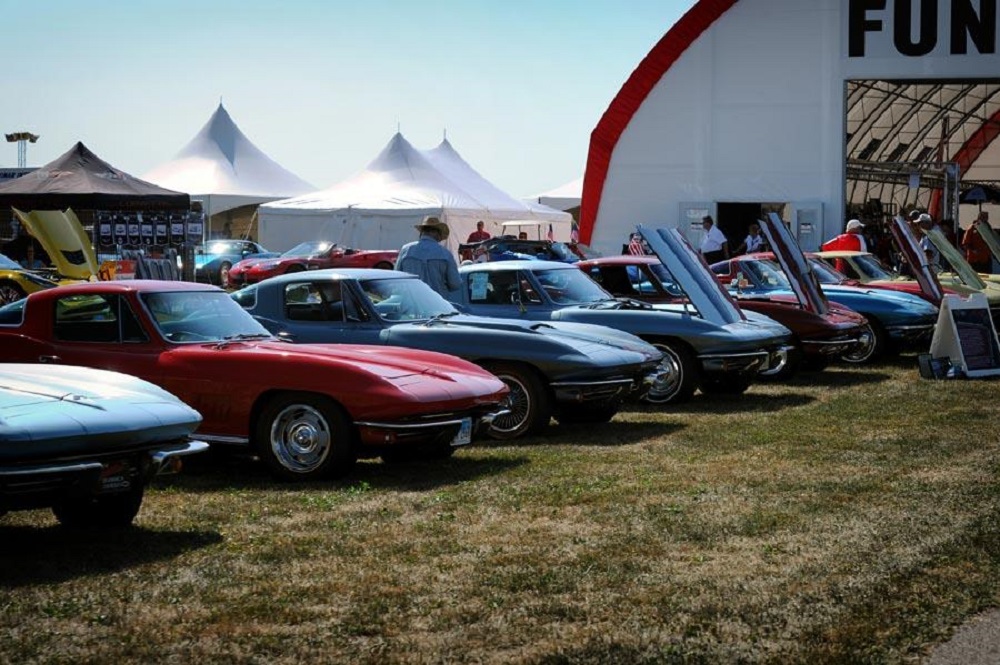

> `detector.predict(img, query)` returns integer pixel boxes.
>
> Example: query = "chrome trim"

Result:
[355,418,469,430]
[698,351,770,361]
[548,378,635,388]
[0,461,103,479]
[151,440,210,475]
[197,434,250,445]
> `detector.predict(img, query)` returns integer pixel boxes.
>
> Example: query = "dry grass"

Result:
[3,359,1000,664]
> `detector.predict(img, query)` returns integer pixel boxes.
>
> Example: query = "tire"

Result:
[255,393,356,481]
[555,403,618,425]
[643,342,699,405]
[699,374,753,396]
[218,261,232,287]
[482,362,552,440]
[52,484,144,529]
[0,280,26,305]
[840,320,886,365]
[374,261,394,270]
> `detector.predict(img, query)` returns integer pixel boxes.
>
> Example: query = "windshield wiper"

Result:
[423,312,461,326]
[222,332,273,340]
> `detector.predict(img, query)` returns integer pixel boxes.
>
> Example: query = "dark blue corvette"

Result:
[231,269,669,440]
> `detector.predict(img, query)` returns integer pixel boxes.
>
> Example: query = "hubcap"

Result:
[270,404,331,473]
[0,285,24,305]
[842,325,875,363]
[490,374,531,434]
[644,346,683,404]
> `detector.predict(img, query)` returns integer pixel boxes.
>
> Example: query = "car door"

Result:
[275,279,386,346]
[43,292,163,383]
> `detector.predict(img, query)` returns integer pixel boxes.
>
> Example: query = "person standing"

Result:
[699,215,729,264]
[821,219,868,252]
[466,220,491,243]
[396,216,462,298]
[961,211,992,273]
[733,223,765,255]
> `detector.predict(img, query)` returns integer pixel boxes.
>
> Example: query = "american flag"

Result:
[627,234,645,255]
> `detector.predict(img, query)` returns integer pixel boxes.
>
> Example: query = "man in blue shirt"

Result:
[396,216,462,298]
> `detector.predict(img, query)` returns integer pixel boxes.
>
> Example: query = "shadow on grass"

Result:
[476,420,685,449]
[170,450,529,494]
[788,366,893,388]
[0,527,222,588]
[621,390,817,416]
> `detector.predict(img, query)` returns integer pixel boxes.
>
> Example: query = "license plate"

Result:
[99,460,135,493]
[450,418,473,447]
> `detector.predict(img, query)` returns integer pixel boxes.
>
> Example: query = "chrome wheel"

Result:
[0,282,26,305]
[269,403,332,475]
[643,343,697,404]
[841,322,882,364]
[483,362,551,440]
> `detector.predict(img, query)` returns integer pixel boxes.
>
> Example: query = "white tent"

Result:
[258,133,572,254]
[142,104,314,230]
[529,176,583,212]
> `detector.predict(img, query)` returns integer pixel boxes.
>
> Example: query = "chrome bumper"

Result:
[699,350,771,374]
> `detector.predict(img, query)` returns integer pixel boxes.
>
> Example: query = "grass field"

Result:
[2,359,1000,664]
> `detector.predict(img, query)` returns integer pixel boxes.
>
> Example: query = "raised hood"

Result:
[976,220,1000,265]
[926,227,987,289]
[13,207,99,280]
[638,225,745,325]
[888,216,944,306]
[760,212,829,316]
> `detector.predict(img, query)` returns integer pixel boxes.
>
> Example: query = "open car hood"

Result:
[13,208,99,280]
[887,216,944,306]
[637,225,745,325]
[760,212,829,315]
[976,221,1000,265]
[926,227,988,289]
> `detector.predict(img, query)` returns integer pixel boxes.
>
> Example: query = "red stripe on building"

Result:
[580,0,739,244]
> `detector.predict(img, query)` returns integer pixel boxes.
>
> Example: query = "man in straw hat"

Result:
[395,216,462,297]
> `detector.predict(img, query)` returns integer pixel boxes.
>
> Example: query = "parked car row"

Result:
[5,214,989,530]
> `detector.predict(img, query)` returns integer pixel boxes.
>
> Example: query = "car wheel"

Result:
[255,393,356,481]
[482,362,552,440]
[374,261,394,270]
[643,342,698,405]
[0,280,26,305]
[699,374,753,396]
[554,403,618,424]
[52,484,145,528]
[840,320,886,364]
[218,261,232,287]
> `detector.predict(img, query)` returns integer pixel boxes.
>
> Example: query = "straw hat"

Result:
[415,216,449,240]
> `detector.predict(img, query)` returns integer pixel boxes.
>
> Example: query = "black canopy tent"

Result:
[0,141,189,213]
[0,142,191,267]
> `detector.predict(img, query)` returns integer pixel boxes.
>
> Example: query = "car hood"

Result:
[12,208,100,280]
[888,216,945,305]
[217,339,501,383]
[390,315,664,365]
[0,364,201,448]
[976,220,1000,265]
[637,225,746,325]
[759,212,831,316]
[926,226,988,290]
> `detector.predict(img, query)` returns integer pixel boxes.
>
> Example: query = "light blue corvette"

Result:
[194,239,278,286]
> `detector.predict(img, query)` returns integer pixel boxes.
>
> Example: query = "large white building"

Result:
[581,0,1000,255]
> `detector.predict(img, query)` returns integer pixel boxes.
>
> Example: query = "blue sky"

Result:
[3,0,691,197]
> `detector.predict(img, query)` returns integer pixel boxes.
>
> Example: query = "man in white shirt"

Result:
[700,215,729,264]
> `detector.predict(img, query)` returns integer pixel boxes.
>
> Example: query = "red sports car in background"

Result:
[0,281,507,481]
[227,241,399,287]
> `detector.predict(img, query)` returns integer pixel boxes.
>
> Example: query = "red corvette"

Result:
[0,281,507,481]
[227,241,399,287]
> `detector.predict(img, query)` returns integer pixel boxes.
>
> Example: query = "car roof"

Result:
[32,280,223,296]
[459,260,572,273]
[577,255,659,266]
[260,268,409,286]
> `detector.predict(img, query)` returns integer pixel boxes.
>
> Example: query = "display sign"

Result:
[929,293,1000,378]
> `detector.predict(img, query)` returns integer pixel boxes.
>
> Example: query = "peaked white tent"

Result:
[258,133,572,254]
[142,104,314,237]
[529,176,583,212]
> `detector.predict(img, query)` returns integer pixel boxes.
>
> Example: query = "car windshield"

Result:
[282,241,335,259]
[0,298,25,325]
[741,259,792,291]
[200,241,242,256]
[142,291,273,343]
[547,242,578,261]
[0,254,22,270]
[852,254,896,280]
[360,277,458,321]
[535,268,613,304]
[648,262,685,296]
[807,258,849,285]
